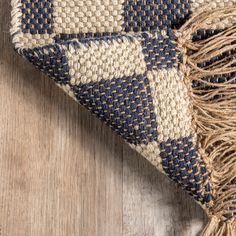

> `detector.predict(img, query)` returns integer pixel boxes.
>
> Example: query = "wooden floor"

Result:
[0,1,207,235]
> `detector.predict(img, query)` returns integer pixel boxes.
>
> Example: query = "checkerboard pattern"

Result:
[11,0,235,211]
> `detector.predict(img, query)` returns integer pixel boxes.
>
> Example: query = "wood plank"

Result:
[0,2,123,236]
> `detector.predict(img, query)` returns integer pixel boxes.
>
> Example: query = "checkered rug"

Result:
[11,1,236,235]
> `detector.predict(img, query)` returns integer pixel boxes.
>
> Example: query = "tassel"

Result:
[201,216,236,236]
[175,6,236,236]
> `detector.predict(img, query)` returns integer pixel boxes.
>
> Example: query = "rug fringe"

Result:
[201,216,236,236]
[176,6,236,235]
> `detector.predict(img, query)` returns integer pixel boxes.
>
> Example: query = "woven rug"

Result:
[11,0,236,235]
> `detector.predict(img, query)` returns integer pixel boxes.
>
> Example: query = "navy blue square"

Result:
[157,0,190,29]
[160,136,212,204]
[73,74,158,145]
[141,29,177,70]
[22,44,70,85]
[21,0,53,34]
[123,0,190,32]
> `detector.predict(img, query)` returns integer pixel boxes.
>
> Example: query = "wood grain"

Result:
[0,1,207,235]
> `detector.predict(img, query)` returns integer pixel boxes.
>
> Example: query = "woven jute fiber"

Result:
[10,0,236,235]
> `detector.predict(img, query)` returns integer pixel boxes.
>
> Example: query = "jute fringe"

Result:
[175,6,236,236]
[201,216,236,236]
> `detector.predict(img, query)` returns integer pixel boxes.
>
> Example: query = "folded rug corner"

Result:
[10,0,236,235]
